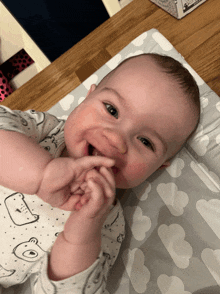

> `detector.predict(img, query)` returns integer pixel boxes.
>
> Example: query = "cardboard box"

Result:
[150,0,207,19]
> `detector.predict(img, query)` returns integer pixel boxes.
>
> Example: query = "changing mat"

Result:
[48,29,220,294]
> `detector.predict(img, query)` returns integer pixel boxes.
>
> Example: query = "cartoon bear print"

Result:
[117,233,125,243]
[0,106,18,129]
[0,265,15,279]
[5,193,39,226]
[0,106,17,117]
[26,109,45,126]
[13,237,45,262]
[39,123,64,153]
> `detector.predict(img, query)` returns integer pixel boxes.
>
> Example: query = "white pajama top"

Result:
[0,106,125,294]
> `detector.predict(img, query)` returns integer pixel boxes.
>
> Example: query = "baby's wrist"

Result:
[49,232,101,281]
[63,217,103,246]
[61,229,102,249]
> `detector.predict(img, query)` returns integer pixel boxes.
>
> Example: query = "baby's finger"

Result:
[58,194,81,211]
[75,156,115,177]
[80,194,90,206]
[99,166,115,191]
[80,182,88,191]
[73,188,84,195]
[89,178,114,215]
[97,167,115,197]
[87,178,106,216]
[86,169,113,199]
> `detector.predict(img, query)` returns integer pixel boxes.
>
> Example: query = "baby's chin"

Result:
[115,173,146,189]
[114,175,133,190]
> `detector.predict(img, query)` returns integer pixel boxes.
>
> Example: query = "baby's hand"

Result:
[62,166,116,245]
[75,166,115,215]
[36,156,115,210]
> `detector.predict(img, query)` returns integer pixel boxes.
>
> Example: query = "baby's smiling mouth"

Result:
[88,144,104,157]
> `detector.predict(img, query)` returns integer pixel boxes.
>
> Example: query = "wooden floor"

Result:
[1,0,220,111]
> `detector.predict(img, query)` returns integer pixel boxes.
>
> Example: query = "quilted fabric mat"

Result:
[48,28,220,294]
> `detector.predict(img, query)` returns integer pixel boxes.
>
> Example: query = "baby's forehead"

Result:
[106,59,179,96]
[115,55,159,73]
[108,57,172,86]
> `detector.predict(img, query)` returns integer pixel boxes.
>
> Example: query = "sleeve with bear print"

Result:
[0,105,66,157]
[30,200,125,294]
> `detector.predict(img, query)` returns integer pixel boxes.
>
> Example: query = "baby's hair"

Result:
[98,53,201,160]
[148,54,200,112]
[147,54,200,159]
[145,53,201,159]
[115,53,200,114]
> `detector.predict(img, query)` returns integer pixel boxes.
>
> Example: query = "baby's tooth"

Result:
[93,148,103,156]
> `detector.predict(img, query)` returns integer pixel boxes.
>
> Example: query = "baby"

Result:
[0,53,200,293]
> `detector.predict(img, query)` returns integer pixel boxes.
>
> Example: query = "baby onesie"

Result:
[0,106,125,293]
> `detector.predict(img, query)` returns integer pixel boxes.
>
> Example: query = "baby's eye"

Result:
[138,137,154,151]
[104,103,118,119]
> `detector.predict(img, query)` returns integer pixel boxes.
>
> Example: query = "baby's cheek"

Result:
[129,161,148,178]
[125,161,149,187]
[79,105,99,128]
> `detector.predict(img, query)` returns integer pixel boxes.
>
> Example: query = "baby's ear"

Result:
[86,84,97,98]
[158,161,171,170]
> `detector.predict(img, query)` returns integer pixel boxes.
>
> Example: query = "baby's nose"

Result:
[102,128,127,155]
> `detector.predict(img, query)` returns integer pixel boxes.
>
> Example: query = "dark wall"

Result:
[3,0,109,61]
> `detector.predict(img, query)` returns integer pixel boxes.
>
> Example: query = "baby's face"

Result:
[64,57,197,188]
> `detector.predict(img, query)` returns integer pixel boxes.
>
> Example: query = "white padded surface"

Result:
[48,29,220,294]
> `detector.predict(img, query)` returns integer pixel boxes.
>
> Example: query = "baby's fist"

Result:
[74,165,116,218]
